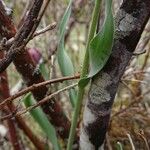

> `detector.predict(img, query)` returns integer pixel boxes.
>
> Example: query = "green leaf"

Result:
[116,142,123,150]
[79,0,114,88]
[57,0,77,107]
[58,0,72,40]
[88,0,114,77]
[57,43,74,76]
[23,94,60,150]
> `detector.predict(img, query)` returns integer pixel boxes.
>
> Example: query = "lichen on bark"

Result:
[80,0,150,149]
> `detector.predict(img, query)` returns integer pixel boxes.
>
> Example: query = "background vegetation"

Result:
[0,0,150,149]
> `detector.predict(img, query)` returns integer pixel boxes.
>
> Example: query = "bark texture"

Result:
[0,53,46,150]
[80,0,150,149]
[0,53,22,150]
[0,0,70,139]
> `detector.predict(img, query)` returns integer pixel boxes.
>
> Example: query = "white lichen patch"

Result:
[0,124,7,137]
[80,129,95,150]
[89,73,111,105]
[93,73,112,87]
[83,107,96,125]
[1,0,12,15]
[119,14,135,32]
[80,128,104,150]
[32,68,40,76]
[90,86,111,105]
[116,9,137,38]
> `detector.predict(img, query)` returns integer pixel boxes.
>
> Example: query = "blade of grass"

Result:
[57,0,77,107]
[88,0,114,77]
[116,142,123,150]
[79,0,114,87]
[24,94,60,150]
[127,133,136,150]
[67,0,103,149]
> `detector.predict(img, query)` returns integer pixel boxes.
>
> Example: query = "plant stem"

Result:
[67,0,102,149]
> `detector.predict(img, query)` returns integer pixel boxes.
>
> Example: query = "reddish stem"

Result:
[0,53,21,150]
[0,0,70,139]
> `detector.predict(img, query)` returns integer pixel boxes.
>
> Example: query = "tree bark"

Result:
[0,53,22,150]
[0,52,46,150]
[0,0,70,139]
[80,0,150,149]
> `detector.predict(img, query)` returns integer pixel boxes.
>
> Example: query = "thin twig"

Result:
[13,104,46,149]
[122,79,147,84]
[123,70,150,78]
[0,74,80,109]
[127,133,135,150]
[0,0,51,73]
[133,49,146,55]
[121,80,136,96]
[112,89,150,117]
[17,1,32,28]
[0,53,21,149]
[141,48,150,70]
[0,0,71,139]
[137,130,150,150]
[0,22,57,50]
[0,83,78,121]
[33,22,57,38]
[24,0,52,44]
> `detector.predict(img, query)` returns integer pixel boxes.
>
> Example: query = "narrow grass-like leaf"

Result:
[58,0,72,40]
[88,0,114,77]
[57,42,74,76]
[79,0,114,88]
[57,0,77,107]
[67,1,102,149]
[116,142,124,150]
[24,94,60,150]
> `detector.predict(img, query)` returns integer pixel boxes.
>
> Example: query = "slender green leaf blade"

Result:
[24,94,60,150]
[78,0,114,88]
[116,142,123,150]
[57,0,77,106]
[58,0,72,40]
[57,42,76,107]
[88,0,114,77]
[57,45,74,76]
